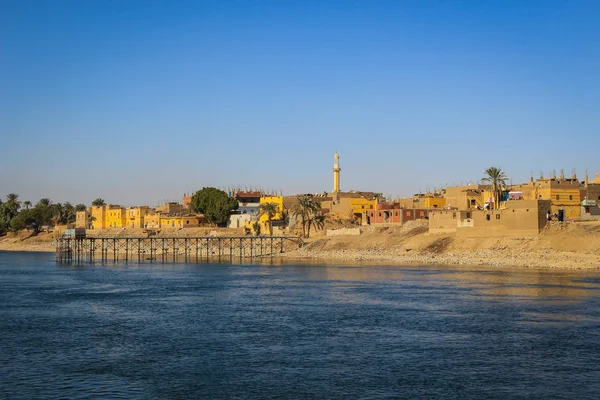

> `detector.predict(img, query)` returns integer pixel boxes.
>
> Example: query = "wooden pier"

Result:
[56,235,304,263]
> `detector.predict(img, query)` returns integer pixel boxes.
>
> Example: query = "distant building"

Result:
[514,171,582,219]
[156,202,183,215]
[234,191,261,215]
[396,191,446,209]
[429,200,551,237]
[367,204,431,225]
[75,210,89,229]
[105,206,127,228]
[126,206,152,228]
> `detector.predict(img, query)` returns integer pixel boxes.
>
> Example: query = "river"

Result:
[1,251,600,399]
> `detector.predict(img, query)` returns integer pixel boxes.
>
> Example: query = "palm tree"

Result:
[87,215,96,229]
[63,202,76,224]
[53,203,65,226]
[36,198,52,208]
[23,201,31,210]
[258,202,279,236]
[74,204,87,212]
[306,214,325,238]
[290,195,320,238]
[482,167,508,210]
[5,193,20,220]
[92,198,106,207]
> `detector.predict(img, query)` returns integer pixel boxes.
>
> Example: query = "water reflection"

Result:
[2,252,600,399]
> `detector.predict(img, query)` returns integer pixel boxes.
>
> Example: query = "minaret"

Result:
[333,152,341,193]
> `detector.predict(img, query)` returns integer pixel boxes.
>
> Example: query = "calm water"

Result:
[1,252,600,399]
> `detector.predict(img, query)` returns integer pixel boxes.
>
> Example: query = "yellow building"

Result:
[160,216,182,228]
[145,213,161,229]
[259,196,284,222]
[397,193,446,209]
[126,206,151,228]
[423,197,445,208]
[444,185,488,210]
[516,173,582,219]
[91,205,107,230]
[105,206,127,228]
[320,193,380,220]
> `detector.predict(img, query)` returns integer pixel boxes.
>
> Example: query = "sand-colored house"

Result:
[429,200,551,237]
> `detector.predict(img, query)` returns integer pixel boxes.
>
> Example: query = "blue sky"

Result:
[1,0,599,206]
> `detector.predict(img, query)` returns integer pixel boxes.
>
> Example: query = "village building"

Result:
[366,204,431,225]
[514,171,582,220]
[126,206,152,228]
[429,199,551,237]
[90,205,107,229]
[156,202,184,215]
[234,191,261,215]
[395,191,446,209]
[75,210,89,229]
[105,206,127,228]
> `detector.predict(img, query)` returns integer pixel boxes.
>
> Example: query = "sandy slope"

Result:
[284,220,600,270]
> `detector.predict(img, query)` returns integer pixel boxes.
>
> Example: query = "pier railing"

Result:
[56,235,304,263]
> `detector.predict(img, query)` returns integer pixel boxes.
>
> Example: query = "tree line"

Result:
[0,194,109,236]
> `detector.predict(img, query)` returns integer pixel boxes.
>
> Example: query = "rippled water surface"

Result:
[1,252,600,399]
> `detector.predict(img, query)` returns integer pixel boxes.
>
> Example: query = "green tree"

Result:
[92,198,106,207]
[0,203,10,235]
[74,204,87,212]
[53,203,65,225]
[258,202,279,236]
[482,167,508,210]
[5,193,21,220]
[10,205,53,235]
[290,195,320,238]
[190,187,238,226]
[63,202,76,224]
[23,201,32,210]
[36,198,52,208]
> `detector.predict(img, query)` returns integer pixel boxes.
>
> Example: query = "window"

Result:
[453,212,456,219]
[585,207,590,214]
[496,214,500,220]
[569,195,573,200]
[556,195,560,200]
[486,215,491,221]
[466,213,471,219]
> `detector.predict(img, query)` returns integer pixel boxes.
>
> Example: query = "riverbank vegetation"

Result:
[0,194,86,236]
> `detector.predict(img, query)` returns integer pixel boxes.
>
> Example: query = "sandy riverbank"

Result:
[281,220,600,270]
[2,221,600,270]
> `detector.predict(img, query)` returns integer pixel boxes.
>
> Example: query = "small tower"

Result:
[333,152,341,193]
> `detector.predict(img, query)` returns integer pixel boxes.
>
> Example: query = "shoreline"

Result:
[2,221,600,270]
[279,249,600,270]
[1,241,599,270]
